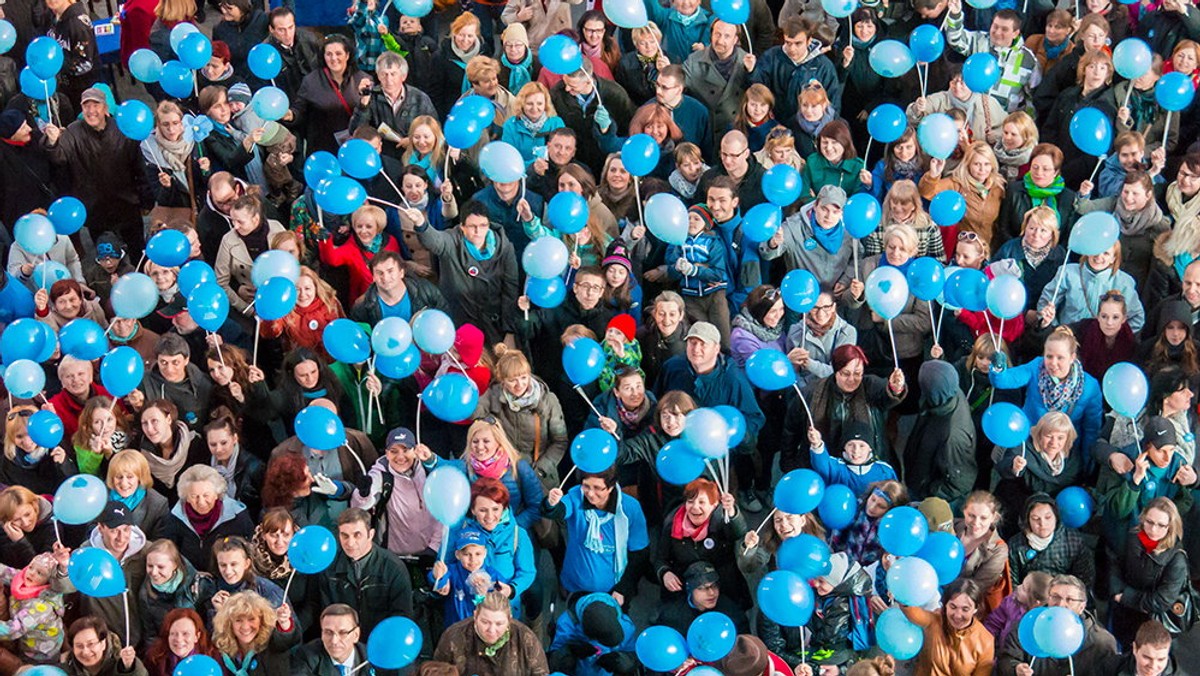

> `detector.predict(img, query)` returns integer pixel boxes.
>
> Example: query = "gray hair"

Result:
[177,465,227,498]
[376,51,408,76]
[57,355,91,377]
[1048,574,1087,600]
[654,291,686,314]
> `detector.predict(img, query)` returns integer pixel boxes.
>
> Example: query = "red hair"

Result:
[144,608,218,673]
[831,345,869,372]
[683,478,720,504]
[261,452,308,509]
[471,477,511,510]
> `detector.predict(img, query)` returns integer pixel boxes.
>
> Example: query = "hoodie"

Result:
[549,592,638,676]
[808,552,873,666]
[904,361,977,504]
[80,527,148,648]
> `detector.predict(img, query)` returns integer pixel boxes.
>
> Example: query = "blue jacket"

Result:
[500,115,566,166]
[426,456,545,531]
[549,593,638,676]
[810,443,898,497]
[716,213,766,314]
[868,158,924,201]
[1097,152,1164,198]
[471,184,547,256]
[0,273,35,325]
[750,47,842,122]
[1037,262,1145,332]
[431,560,506,626]
[557,486,649,594]
[640,0,712,64]
[654,354,765,452]
[989,357,1104,460]
[666,230,730,297]
[443,512,537,600]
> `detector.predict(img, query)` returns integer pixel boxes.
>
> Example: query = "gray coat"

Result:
[476,377,570,489]
[786,315,857,386]
[760,202,856,293]
[683,46,751,144]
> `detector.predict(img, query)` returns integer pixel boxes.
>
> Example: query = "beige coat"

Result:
[501,0,580,50]
[214,219,286,313]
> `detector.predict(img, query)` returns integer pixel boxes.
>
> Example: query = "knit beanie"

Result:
[689,204,716,232]
[607,314,637,342]
[227,82,252,105]
[580,600,624,648]
[0,110,24,139]
[500,22,529,48]
[601,238,633,275]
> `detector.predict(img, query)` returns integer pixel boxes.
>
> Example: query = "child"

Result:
[983,570,1050,647]
[665,205,732,349]
[601,240,642,322]
[431,529,505,626]
[667,143,709,203]
[598,314,642,393]
[807,422,898,497]
[807,552,873,671]
[7,209,85,293]
[0,548,71,664]
[226,83,303,206]
[346,0,387,72]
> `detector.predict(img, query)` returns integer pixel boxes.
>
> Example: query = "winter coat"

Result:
[290,68,370,155]
[749,47,842,123]
[0,132,56,226]
[665,230,729,298]
[919,173,1006,250]
[1136,6,1200,58]
[760,201,856,292]
[846,255,933,360]
[904,389,977,504]
[79,530,148,649]
[955,520,1010,603]
[162,497,255,573]
[996,613,1116,675]
[946,14,1041,112]
[990,357,1105,460]
[43,117,146,217]
[414,221,519,346]
[654,506,750,607]
[471,184,546,256]
[811,442,898,497]
[786,316,858,388]
[548,593,638,676]
[1111,535,1193,627]
[903,607,995,676]
[654,354,765,452]
[499,114,565,166]
[433,616,549,676]
[425,455,544,531]
[266,29,322,99]
[1037,262,1145,333]
[780,373,906,472]
[445,511,537,598]
[215,220,286,314]
[1113,80,1179,153]
[48,3,99,97]
[138,558,212,649]
[317,233,403,305]
[549,78,634,172]
[476,378,570,489]
[806,564,873,666]
[1077,195,1172,293]
[1008,525,1095,587]
[0,562,70,662]
[993,238,1067,312]
[683,46,751,138]
[347,276,447,326]
[214,622,299,676]
[998,177,1078,245]
[348,85,438,159]
[63,631,149,676]
[140,364,215,434]
[907,91,1005,146]
[1043,85,1119,185]
[0,497,73,568]
[317,545,413,635]
[996,443,1084,498]
[212,10,268,77]
[350,456,442,556]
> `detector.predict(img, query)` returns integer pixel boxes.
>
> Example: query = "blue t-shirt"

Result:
[379,292,411,320]
[560,489,649,594]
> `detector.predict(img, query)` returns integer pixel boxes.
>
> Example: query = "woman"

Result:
[163,465,255,571]
[247,509,306,609]
[1148,151,1200,305]
[615,23,668,106]
[738,510,827,606]
[318,204,402,304]
[781,345,906,472]
[1,406,71,495]
[652,478,749,608]
[432,591,549,675]
[34,278,106,332]
[901,579,995,675]
[998,144,1078,246]
[446,479,537,612]
[919,142,1006,254]
[0,485,58,567]
[865,180,944,261]
[107,450,170,540]
[786,291,857,389]
[400,116,481,205]
[205,344,272,446]
[247,347,347,436]
[1115,57,1178,156]
[70,396,128,478]
[638,292,688,385]
[559,163,618,237]
[212,0,267,74]
[211,591,297,676]
[576,11,620,78]
[350,437,443,561]
[476,344,569,489]
[828,479,909,567]
[495,24,540,95]
[1071,290,1137,381]
[734,84,781,153]
[139,540,213,650]
[197,85,263,188]
[906,66,1005,147]
[956,491,1010,615]
[395,166,457,279]
[838,8,889,145]
[426,418,544,530]
[1078,171,1171,293]
[206,536,284,618]
[1008,493,1095,586]
[994,206,1067,324]
[141,101,204,225]
[597,154,636,223]
[440,14,483,108]
[147,0,196,60]
[288,35,368,155]
[865,127,925,202]
[995,412,1084,520]
[259,266,343,357]
[729,285,786,368]
[261,451,346,529]
[1037,242,1146,332]
[138,399,204,503]
[144,608,218,676]
[500,82,565,166]
[215,195,286,316]
[804,120,865,198]
[993,112,1038,183]
[617,103,681,179]
[204,417,263,515]
[1141,311,1200,399]
[1110,497,1195,643]
[789,82,839,159]
[64,617,148,676]
[755,126,805,173]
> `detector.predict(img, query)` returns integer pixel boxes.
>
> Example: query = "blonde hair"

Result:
[1020,205,1061,247]
[951,142,1004,191]
[881,223,919,256]
[492,343,531,382]
[1141,497,1184,551]
[966,334,1009,373]
[212,591,277,655]
[798,81,830,107]
[513,82,556,118]
[270,230,307,265]
[462,419,522,479]
[3,407,37,461]
[561,324,598,346]
[1084,240,1122,274]
[0,486,39,523]
[296,266,341,316]
[1002,111,1038,149]
[107,449,154,489]
[1031,411,1078,454]
[631,22,663,44]
[847,656,896,676]
[351,204,387,236]
[157,0,197,22]
[881,180,929,227]
[465,55,500,85]
[475,590,513,617]
[402,115,446,170]
[1044,325,1079,356]
[71,396,125,455]
[1075,50,1113,86]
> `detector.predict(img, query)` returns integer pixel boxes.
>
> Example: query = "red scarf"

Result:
[184,501,223,537]
[470,452,510,480]
[671,506,710,542]
[1138,529,1160,554]
[2,138,29,148]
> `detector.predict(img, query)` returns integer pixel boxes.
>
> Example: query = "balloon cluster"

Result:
[635,611,738,671]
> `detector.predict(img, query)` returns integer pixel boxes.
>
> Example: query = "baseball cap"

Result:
[98,501,135,528]
[817,185,847,208]
[455,529,487,551]
[386,427,416,448]
[1144,416,1177,448]
[685,322,721,345]
[80,88,107,106]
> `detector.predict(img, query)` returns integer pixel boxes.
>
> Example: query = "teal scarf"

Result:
[110,486,146,512]
[810,212,845,254]
[151,568,184,594]
[583,488,630,579]
[222,651,257,676]
[464,229,498,261]
[502,54,533,93]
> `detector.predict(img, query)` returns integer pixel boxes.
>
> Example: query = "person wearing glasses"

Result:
[996,574,1118,675]
[786,290,856,389]
[698,131,767,210]
[517,266,617,387]
[293,604,376,676]
[646,64,714,163]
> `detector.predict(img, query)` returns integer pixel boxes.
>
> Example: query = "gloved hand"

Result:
[595,651,637,674]
[594,105,612,132]
[312,473,340,496]
[568,642,598,659]
[991,350,1008,371]
[674,257,696,276]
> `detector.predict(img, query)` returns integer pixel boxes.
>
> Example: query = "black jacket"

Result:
[267,28,323,99]
[43,117,147,214]
[653,507,751,608]
[1111,536,1192,621]
[549,78,635,173]
[348,85,437,159]
[213,10,269,79]
[292,642,385,676]
[0,127,56,225]
[48,2,98,93]
[347,276,448,326]
[317,546,413,636]
[162,497,256,573]
[652,597,749,637]
[904,392,977,504]
[230,448,266,517]
[390,32,448,116]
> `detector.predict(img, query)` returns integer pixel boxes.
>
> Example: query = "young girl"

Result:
[865,127,925,201]
[207,536,285,621]
[804,120,865,199]
[666,205,732,347]
[0,548,72,664]
[1037,242,1146,332]
[72,396,129,477]
[601,240,642,322]
[733,84,779,153]
[807,422,898,496]
[598,314,642,393]
[668,143,709,203]
[864,180,944,261]
[993,112,1038,183]
[982,570,1051,647]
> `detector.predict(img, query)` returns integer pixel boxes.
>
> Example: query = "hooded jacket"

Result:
[810,438,898,497]
[80,527,148,648]
[655,354,765,453]
[904,360,977,504]
[807,554,874,666]
[433,615,550,676]
[548,592,638,676]
[163,497,255,572]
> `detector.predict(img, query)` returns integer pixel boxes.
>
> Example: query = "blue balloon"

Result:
[644,193,688,245]
[1069,107,1113,157]
[314,176,367,215]
[1,318,46,364]
[173,655,222,676]
[33,323,56,363]
[422,464,471,525]
[523,236,570,279]
[169,22,199,54]
[929,190,966,226]
[1113,38,1152,80]
[159,60,194,99]
[878,506,928,556]
[741,203,782,243]
[1156,71,1196,112]
[287,525,337,574]
[323,319,371,364]
[687,612,736,662]
[682,408,730,459]
[248,43,282,80]
[962,53,1000,93]
[1068,211,1119,256]
[762,164,803,207]
[396,0,434,15]
[775,469,824,514]
[869,40,914,78]
[59,318,109,361]
[54,475,107,525]
[27,410,63,448]
[338,138,382,180]
[1033,606,1085,658]
[876,608,924,659]
[412,309,456,354]
[1103,361,1149,418]
[908,24,944,63]
[1056,486,1094,529]
[255,277,298,321]
[757,570,815,626]
[817,484,857,530]
[100,346,145,398]
[178,260,216,295]
[251,250,301,286]
[886,556,939,605]
[844,193,882,239]
[547,192,589,234]
[110,273,158,320]
[444,98,489,150]
[304,151,341,186]
[146,229,189,267]
[714,405,746,447]
[745,348,796,391]
[177,31,212,70]
[781,269,819,314]
[917,113,958,160]
[636,626,688,672]
[0,20,15,54]
[26,37,63,79]
[621,134,660,177]
[986,274,1026,320]
[981,402,1031,447]
[187,283,229,332]
[68,546,126,597]
[777,534,832,579]
[820,0,856,17]
[538,34,583,75]
[526,276,568,308]
[33,260,71,290]
[916,531,966,584]
[865,266,909,320]
[129,48,163,83]
[478,141,526,183]
[5,359,44,399]
[19,67,55,100]
[376,345,421,380]
[1018,607,1051,659]
[866,103,907,144]
[424,373,479,422]
[47,196,86,235]
[656,440,706,485]
[371,317,412,358]
[251,86,290,122]
[295,405,347,450]
[570,428,617,473]
[711,0,749,23]
[905,257,945,302]
[367,617,423,670]
[15,213,56,255]
[944,268,988,312]
[562,337,605,386]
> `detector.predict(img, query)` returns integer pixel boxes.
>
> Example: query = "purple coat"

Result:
[983,593,1026,647]
[729,324,786,369]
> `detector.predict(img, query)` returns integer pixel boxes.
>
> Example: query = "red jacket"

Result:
[46,383,125,441]
[260,298,344,358]
[118,0,158,65]
[318,234,401,306]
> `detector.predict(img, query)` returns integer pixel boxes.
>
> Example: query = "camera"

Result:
[360,84,383,97]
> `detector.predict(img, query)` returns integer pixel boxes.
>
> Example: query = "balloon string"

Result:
[366,196,405,210]
[633,176,645,227]
[122,591,131,647]
[282,569,297,599]
[345,664,370,676]
[557,464,578,491]
[791,383,814,426]
[415,395,423,446]
[1048,260,1068,312]
[574,385,604,420]
[887,318,900,371]
[997,317,1005,351]
[1122,83,1136,110]
[444,151,453,184]
[754,507,777,535]
[742,23,753,55]
[213,333,226,367]
[252,318,261,368]
[1087,155,1105,184]
[852,236,860,280]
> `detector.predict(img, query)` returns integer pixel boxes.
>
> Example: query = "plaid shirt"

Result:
[348,0,387,72]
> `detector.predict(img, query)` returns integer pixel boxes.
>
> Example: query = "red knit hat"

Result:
[606,314,637,342]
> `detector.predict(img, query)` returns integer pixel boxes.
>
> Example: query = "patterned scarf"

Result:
[733,307,783,342]
[1023,173,1065,210]
[1127,86,1159,131]
[503,377,543,411]
[1022,238,1053,268]
[252,526,293,579]
[481,630,511,657]
[796,106,835,138]
[470,452,510,479]
[616,395,650,428]
[1037,360,1084,414]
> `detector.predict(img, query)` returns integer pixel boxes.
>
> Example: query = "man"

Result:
[434,591,549,675]
[47,356,123,439]
[471,178,545,255]
[641,0,712,63]
[292,604,379,676]
[350,427,442,560]
[903,361,976,503]
[1093,131,1167,198]
[704,176,763,315]
[350,51,437,159]
[697,130,766,212]
[1145,262,1200,335]
[517,266,617,378]
[386,14,448,115]
[79,502,147,649]
[265,7,322,99]
[42,88,146,248]
[548,592,638,675]
[349,250,447,326]
[654,322,765,453]
[998,575,1117,675]
[195,172,283,263]
[133,333,214,430]
[0,109,56,227]
[648,64,714,162]
[550,61,635,172]
[1099,620,1183,675]
[945,0,1041,113]
[761,185,854,295]
[271,399,380,495]
[750,17,841,123]
[526,128,578,201]
[108,317,161,368]
[319,508,413,636]
[45,0,99,108]
[683,21,755,139]
[652,561,750,636]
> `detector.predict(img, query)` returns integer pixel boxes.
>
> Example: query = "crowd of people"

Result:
[0,0,1200,671]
